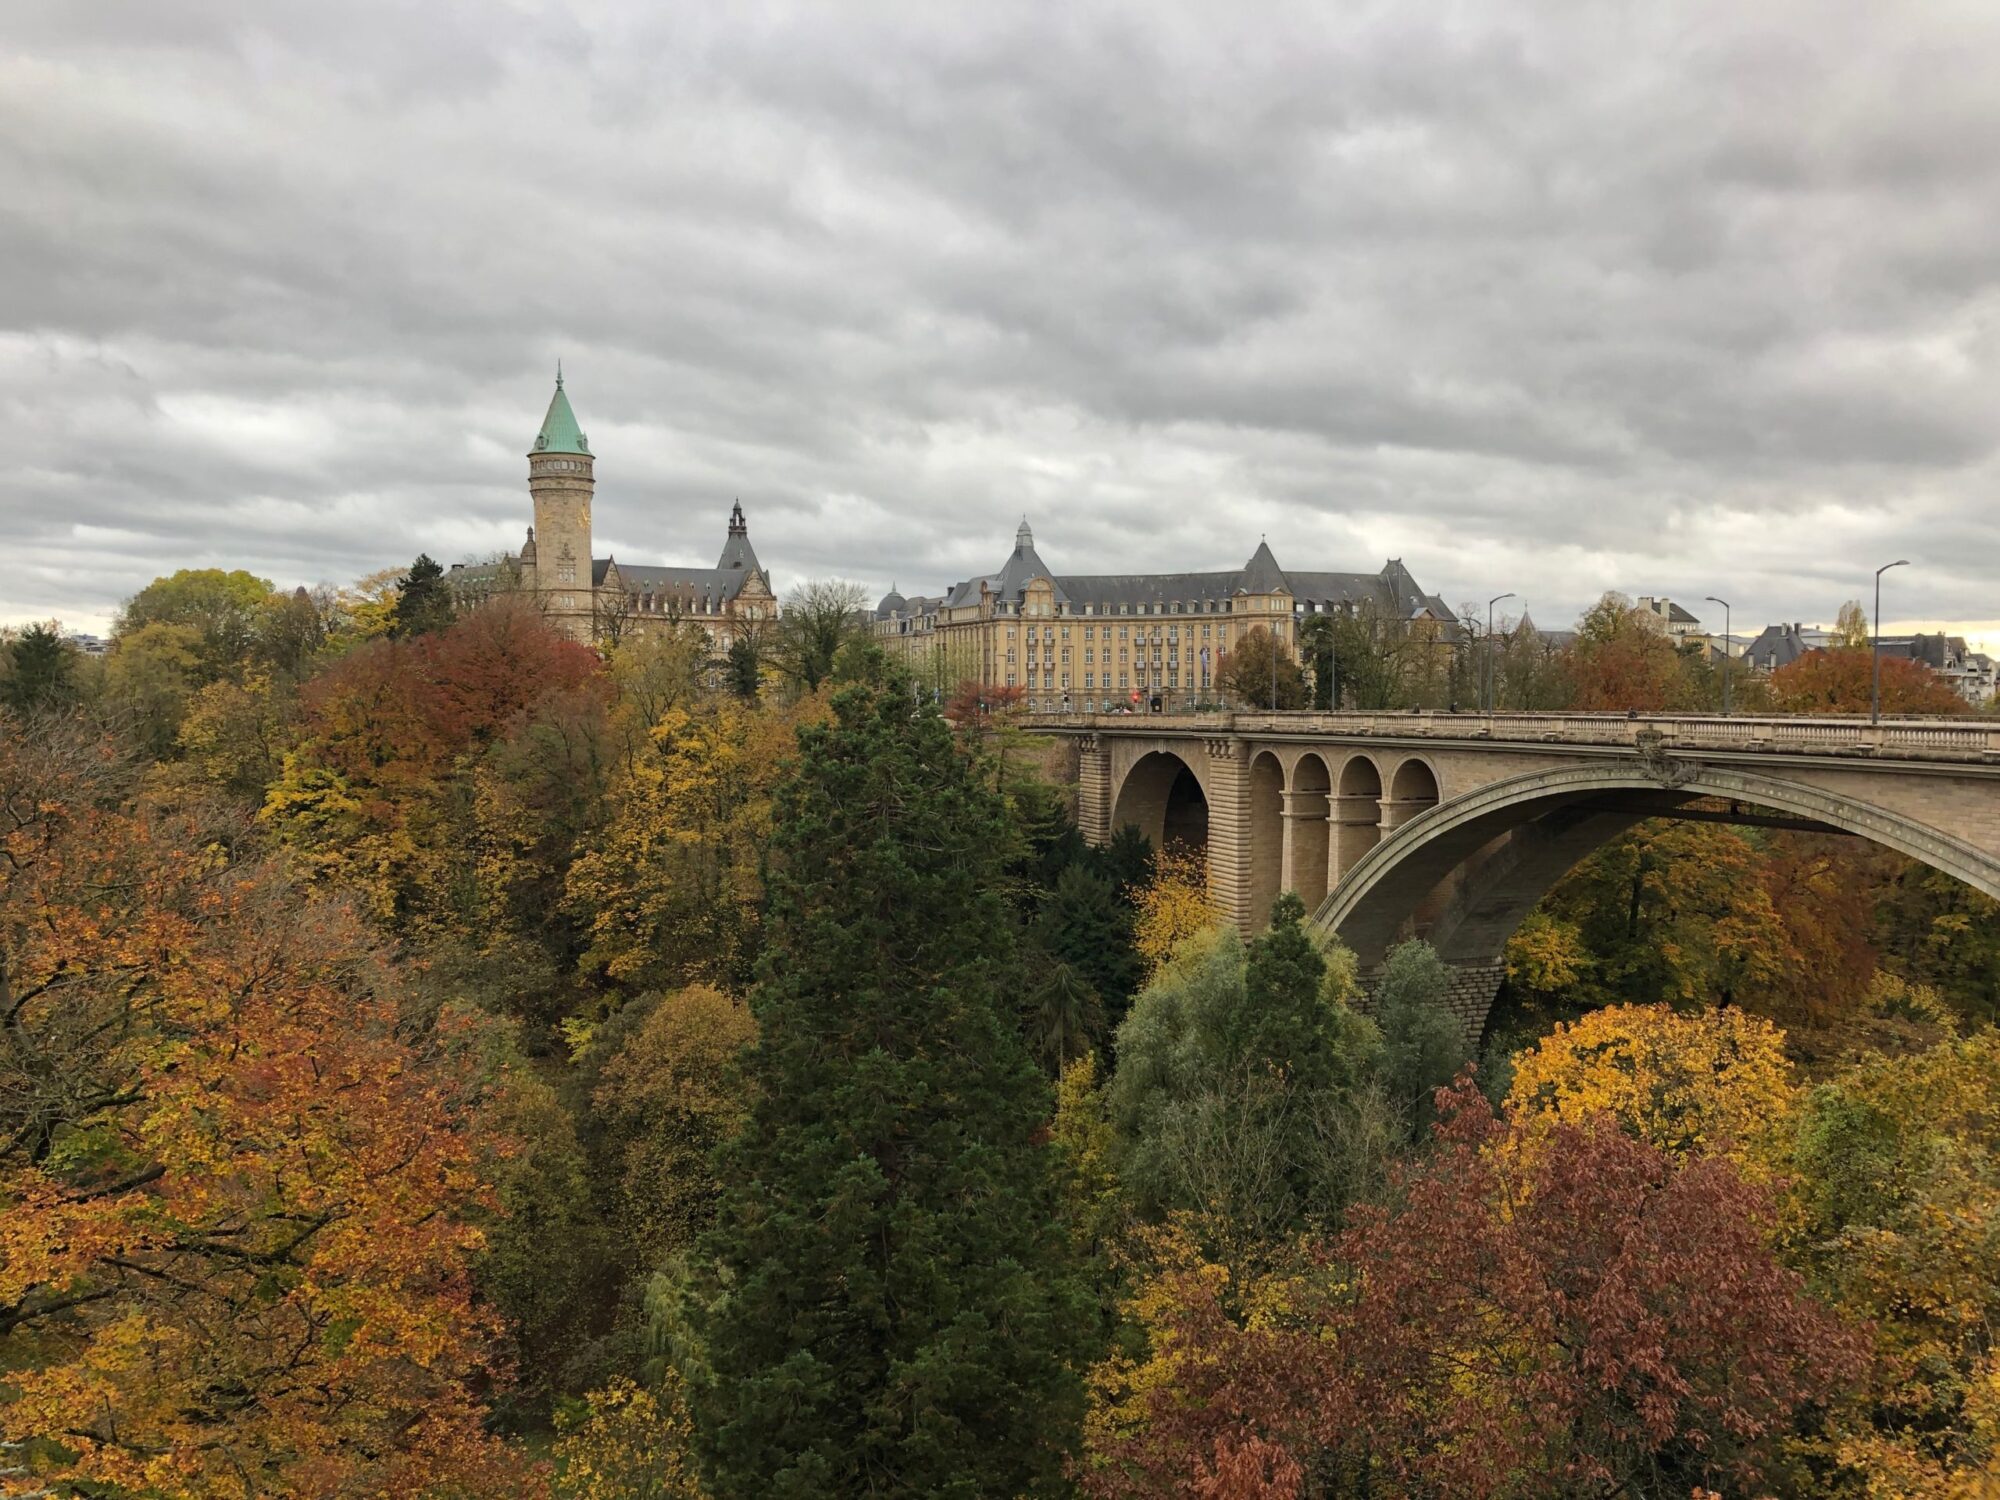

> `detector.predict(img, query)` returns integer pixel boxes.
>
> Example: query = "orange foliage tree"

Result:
[1565,593,1690,712]
[0,721,534,1498]
[1085,1080,1864,1499]
[1767,646,1970,716]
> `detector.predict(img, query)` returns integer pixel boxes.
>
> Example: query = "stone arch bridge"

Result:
[1036,710,2000,1036]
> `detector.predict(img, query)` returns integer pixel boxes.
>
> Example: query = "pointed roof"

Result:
[1240,538,1289,595]
[715,500,765,582]
[531,370,590,456]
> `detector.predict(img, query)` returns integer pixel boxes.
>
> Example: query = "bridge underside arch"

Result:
[1111,750,1210,858]
[1316,763,2000,1037]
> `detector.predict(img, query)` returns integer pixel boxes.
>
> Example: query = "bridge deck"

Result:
[1024,709,2000,764]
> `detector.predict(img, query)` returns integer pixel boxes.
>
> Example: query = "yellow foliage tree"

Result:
[565,700,816,993]
[1503,909,1591,999]
[1784,1029,2000,1496]
[553,1375,704,1499]
[1130,846,1219,978]
[1504,1003,1798,1163]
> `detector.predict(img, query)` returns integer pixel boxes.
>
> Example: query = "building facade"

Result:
[872,519,1455,712]
[449,374,779,647]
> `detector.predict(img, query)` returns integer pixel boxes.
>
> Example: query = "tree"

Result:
[100,619,204,756]
[583,985,758,1273]
[1087,1082,1866,1500]
[1373,938,1472,1126]
[1505,1003,1798,1165]
[1035,864,1145,1042]
[1567,592,1689,712]
[117,566,273,678]
[769,578,867,695]
[1297,613,1338,709]
[725,628,763,699]
[391,552,458,638]
[1768,646,1969,716]
[1216,626,1308,709]
[1782,1030,2000,1494]
[1834,598,1871,649]
[1130,846,1219,977]
[565,700,803,994]
[686,676,1090,1498]
[1,623,77,713]
[1106,911,1388,1240]
[554,1375,704,1500]
[0,725,533,1497]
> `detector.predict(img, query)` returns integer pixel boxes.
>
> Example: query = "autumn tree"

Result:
[576,984,758,1274]
[1130,846,1219,977]
[0,722,533,1498]
[1217,626,1309,709]
[686,675,1090,1498]
[1086,1082,1866,1500]
[1833,598,1871,649]
[1782,1030,2000,1494]
[1505,1003,1798,1164]
[117,566,274,679]
[1566,591,1690,712]
[1767,646,1969,716]
[565,698,804,995]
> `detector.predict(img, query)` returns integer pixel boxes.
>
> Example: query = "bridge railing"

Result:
[1024,709,2000,761]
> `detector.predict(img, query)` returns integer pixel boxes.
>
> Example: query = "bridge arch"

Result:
[1317,762,2000,984]
[1248,751,1285,927]
[1111,749,1211,856]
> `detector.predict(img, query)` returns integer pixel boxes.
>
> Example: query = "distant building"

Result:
[1635,595,1702,640]
[1743,623,1995,706]
[448,373,779,647]
[873,520,1455,712]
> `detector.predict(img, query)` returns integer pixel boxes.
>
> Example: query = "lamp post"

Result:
[1872,559,1909,725]
[1486,592,1516,713]
[1705,596,1732,716]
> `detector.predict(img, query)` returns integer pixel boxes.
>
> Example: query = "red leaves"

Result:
[1088,1078,1865,1499]
[1767,647,1970,717]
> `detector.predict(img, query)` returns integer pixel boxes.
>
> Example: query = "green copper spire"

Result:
[531,369,590,456]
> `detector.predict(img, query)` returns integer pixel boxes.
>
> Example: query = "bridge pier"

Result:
[1359,960,1506,1043]
[1280,787,1331,912]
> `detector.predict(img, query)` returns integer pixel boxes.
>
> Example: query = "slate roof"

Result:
[920,523,1455,624]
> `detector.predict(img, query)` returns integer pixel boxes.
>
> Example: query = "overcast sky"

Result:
[6,1,1998,643]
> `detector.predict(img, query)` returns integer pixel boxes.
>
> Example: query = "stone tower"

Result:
[527,369,594,615]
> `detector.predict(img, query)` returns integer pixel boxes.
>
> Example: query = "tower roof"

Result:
[1240,538,1289,594]
[531,370,590,456]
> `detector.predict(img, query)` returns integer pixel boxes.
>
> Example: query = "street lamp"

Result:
[1872,560,1909,725]
[1486,592,1516,713]
[1705,596,1732,716]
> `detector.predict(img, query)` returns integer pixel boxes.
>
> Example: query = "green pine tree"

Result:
[2,624,78,713]
[724,631,762,700]
[1035,863,1143,1045]
[688,677,1090,1499]
[389,553,455,639]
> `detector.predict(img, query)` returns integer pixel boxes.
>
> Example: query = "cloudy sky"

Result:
[7,1,1999,643]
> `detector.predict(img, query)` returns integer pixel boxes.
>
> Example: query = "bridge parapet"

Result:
[1028,710,2000,763]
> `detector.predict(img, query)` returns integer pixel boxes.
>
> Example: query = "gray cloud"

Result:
[5,0,1999,643]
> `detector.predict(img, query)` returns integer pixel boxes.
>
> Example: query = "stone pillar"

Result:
[1201,738,1252,933]
[1357,961,1505,1045]
[1331,793,1381,883]
[1076,736,1111,845]
[1280,786,1331,909]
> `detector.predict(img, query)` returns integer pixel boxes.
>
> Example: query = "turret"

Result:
[528,368,593,607]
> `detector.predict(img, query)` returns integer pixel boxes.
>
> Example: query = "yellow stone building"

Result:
[873,519,1454,712]
[450,373,779,647]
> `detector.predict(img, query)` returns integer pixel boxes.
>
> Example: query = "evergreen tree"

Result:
[390,553,455,639]
[1035,863,1144,1039]
[724,630,762,700]
[1375,938,1473,1128]
[1095,823,1155,895]
[2,623,77,713]
[688,677,1089,1499]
